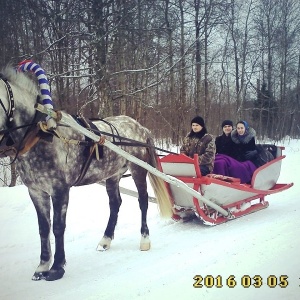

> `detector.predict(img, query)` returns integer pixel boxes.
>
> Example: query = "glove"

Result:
[245,150,257,160]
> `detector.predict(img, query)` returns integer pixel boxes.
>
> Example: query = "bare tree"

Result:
[1,0,300,143]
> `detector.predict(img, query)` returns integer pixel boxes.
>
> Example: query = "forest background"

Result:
[1,0,300,185]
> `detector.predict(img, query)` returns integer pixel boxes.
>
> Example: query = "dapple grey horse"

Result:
[0,66,172,281]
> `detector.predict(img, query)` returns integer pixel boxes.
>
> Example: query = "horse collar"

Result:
[0,73,15,128]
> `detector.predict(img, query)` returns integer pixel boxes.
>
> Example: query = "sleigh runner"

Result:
[158,148,293,225]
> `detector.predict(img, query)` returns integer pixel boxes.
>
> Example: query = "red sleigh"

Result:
[158,145,293,225]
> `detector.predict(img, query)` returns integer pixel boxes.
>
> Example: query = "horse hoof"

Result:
[97,237,112,251]
[45,268,65,281]
[140,242,151,251]
[96,244,109,251]
[32,271,49,281]
[140,236,151,251]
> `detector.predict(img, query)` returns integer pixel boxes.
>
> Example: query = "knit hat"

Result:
[221,119,233,128]
[191,116,205,127]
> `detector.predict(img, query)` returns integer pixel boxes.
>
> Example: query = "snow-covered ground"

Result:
[0,139,299,300]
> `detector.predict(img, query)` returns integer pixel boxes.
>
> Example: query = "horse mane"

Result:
[1,65,39,96]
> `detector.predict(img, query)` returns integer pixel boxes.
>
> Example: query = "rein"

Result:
[0,115,44,164]
[48,120,177,155]
[0,122,37,136]
[75,119,177,155]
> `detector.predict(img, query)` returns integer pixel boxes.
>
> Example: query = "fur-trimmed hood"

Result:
[231,127,256,144]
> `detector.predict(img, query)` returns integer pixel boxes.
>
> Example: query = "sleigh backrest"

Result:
[251,146,285,190]
[259,144,283,159]
[158,154,202,208]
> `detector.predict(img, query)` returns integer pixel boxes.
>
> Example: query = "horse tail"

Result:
[146,138,173,218]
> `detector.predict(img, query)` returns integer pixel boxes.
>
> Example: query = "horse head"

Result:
[0,67,40,157]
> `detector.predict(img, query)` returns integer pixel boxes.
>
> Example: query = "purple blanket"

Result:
[213,154,257,184]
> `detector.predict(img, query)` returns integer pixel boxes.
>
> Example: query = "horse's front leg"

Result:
[29,188,52,281]
[97,177,122,251]
[45,186,70,281]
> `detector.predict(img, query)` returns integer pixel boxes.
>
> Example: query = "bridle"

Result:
[0,73,41,163]
[0,73,15,129]
[0,74,16,154]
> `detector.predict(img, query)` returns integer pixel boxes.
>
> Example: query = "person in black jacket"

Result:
[213,120,257,183]
[215,119,238,159]
[231,120,258,163]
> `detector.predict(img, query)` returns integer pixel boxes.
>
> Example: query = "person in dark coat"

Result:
[180,116,216,176]
[213,120,257,184]
[231,120,258,163]
[215,119,238,159]
[174,116,216,222]
[232,121,274,167]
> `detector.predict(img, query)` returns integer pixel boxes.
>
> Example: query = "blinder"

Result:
[0,73,15,128]
[0,74,16,156]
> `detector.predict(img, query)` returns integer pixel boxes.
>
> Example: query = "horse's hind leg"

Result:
[96,167,150,251]
[131,166,151,251]
[97,176,122,251]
